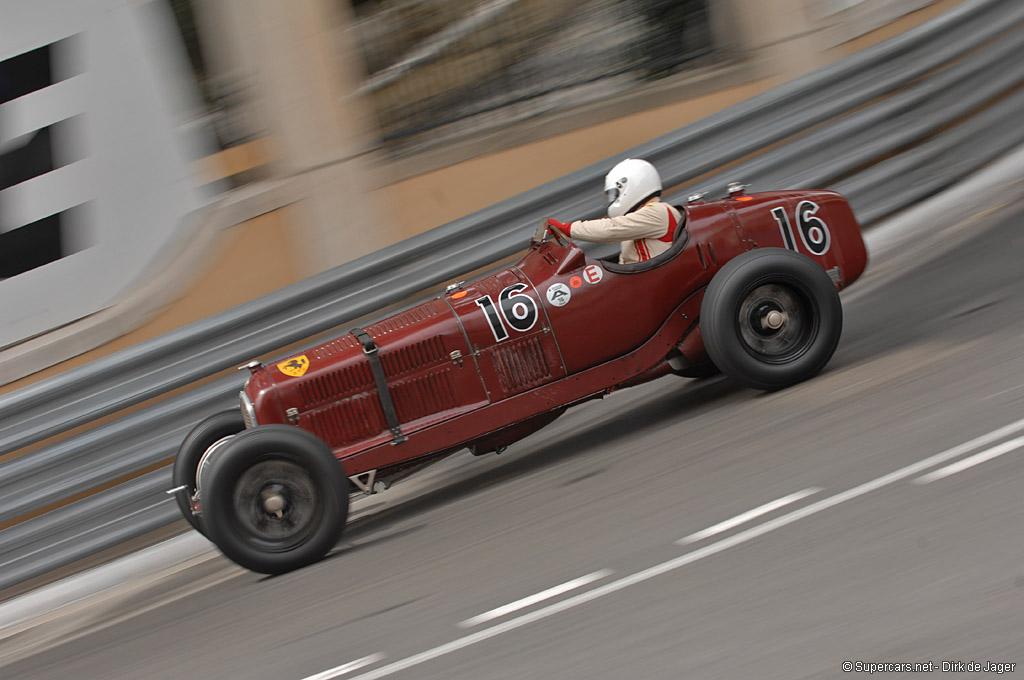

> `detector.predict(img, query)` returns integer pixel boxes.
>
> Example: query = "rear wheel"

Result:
[201,425,349,575]
[700,248,842,391]
[172,410,245,536]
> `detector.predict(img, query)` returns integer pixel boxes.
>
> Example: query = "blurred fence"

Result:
[353,0,715,143]
[2,0,1024,592]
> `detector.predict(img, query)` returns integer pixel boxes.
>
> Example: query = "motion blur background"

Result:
[4,2,1024,677]
[1,0,1018,611]
[0,0,952,385]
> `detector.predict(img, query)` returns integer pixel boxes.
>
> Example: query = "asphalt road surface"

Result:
[2,199,1023,680]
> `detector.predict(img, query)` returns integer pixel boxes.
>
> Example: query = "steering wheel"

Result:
[532,218,572,247]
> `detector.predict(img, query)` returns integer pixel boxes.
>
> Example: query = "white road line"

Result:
[913,434,1024,484]
[833,378,873,393]
[458,570,613,628]
[677,488,821,544]
[341,416,1024,680]
[983,384,1024,400]
[302,654,385,680]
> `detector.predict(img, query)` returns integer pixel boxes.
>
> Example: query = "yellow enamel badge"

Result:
[277,355,309,377]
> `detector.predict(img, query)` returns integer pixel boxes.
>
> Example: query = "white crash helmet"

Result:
[604,158,662,218]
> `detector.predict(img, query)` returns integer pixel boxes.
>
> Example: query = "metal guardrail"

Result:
[1,0,1022,591]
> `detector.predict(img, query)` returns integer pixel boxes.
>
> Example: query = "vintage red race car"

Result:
[171,185,867,574]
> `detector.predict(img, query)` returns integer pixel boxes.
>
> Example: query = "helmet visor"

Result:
[605,187,620,208]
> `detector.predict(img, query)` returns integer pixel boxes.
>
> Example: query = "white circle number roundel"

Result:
[546,283,571,307]
[583,264,603,284]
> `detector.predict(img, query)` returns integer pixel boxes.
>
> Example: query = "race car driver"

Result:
[547,158,682,265]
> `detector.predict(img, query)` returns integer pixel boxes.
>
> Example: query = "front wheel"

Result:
[700,248,842,391]
[201,426,350,575]
[172,410,245,536]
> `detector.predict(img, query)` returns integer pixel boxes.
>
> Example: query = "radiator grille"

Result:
[492,336,551,394]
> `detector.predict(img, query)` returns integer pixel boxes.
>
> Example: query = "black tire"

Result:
[172,410,245,535]
[700,248,842,391]
[201,425,349,575]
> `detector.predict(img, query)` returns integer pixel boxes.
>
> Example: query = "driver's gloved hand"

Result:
[547,218,571,235]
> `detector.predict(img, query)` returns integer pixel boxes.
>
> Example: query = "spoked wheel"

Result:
[201,425,349,575]
[172,410,245,536]
[700,248,842,391]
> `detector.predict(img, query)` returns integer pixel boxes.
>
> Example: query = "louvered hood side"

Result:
[249,298,488,452]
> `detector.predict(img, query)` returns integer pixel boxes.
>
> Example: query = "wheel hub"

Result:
[764,309,786,330]
[233,460,320,549]
[738,283,814,363]
[749,301,786,336]
[261,488,286,517]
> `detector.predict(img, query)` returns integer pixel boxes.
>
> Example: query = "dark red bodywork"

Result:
[243,190,867,480]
